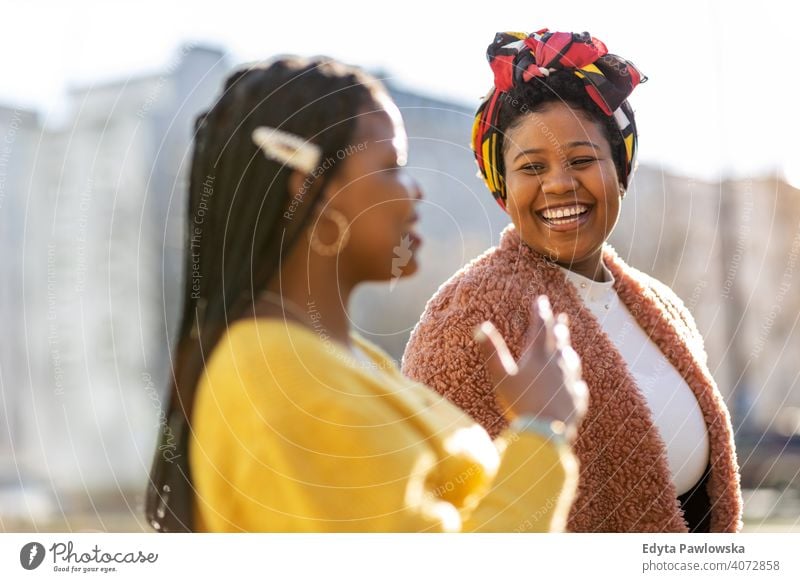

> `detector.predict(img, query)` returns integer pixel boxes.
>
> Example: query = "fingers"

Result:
[523,296,546,352]
[536,295,556,352]
[474,321,519,383]
[553,314,589,436]
[553,313,570,351]
[505,295,589,438]
[553,314,580,380]
[520,295,554,362]
[552,313,584,390]
[571,379,590,418]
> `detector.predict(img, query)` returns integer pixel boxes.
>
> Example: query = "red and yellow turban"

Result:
[471,29,647,210]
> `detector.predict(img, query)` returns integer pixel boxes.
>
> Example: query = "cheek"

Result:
[606,194,621,219]
[347,208,414,278]
[341,172,416,261]
[349,203,404,252]
[505,175,539,217]
[593,171,622,219]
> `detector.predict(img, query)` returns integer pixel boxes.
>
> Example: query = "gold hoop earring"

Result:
[308,208,350,257]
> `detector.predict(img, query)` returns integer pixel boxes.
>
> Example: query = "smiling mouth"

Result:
[536,203,592,227]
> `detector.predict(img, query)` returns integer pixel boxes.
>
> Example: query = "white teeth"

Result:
[541,204,588,220]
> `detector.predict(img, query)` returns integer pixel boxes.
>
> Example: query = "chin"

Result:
[402,259,419,277]
[363,255,419,284]
[521,231,598,262]
[387,257,419,280]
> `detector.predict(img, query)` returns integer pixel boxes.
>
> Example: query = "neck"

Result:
[560,249,607,282]
[263,243,356,348]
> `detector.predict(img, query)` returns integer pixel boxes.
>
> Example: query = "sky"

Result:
[2,0,799,184]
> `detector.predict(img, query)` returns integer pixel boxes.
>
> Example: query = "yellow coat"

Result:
[190,318,577,532]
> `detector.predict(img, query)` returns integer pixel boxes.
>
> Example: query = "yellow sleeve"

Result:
[190,325,577,532]
[191,333,461,532]
[356,331,579,532]
[465,431,578,532]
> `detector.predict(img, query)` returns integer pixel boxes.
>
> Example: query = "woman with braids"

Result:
[145,56,588,532]
[402,29,742,532]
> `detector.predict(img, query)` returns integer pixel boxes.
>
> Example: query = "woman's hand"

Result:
[474,295,588,442]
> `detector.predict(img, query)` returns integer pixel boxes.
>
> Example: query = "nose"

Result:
[540,165,577,197]
[411,178,424,202]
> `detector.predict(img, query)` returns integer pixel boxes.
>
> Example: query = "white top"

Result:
[561,264,710,496]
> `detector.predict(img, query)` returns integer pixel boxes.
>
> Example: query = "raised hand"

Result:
[474,295,588,442]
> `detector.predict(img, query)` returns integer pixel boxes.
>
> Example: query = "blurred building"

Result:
[0,45,232,523]
[0,104,49,517]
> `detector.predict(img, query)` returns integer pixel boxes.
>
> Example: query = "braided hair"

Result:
[145,56,385,532]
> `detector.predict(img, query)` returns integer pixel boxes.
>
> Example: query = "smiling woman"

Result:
[402,28,743,533]
[502,102,623,279]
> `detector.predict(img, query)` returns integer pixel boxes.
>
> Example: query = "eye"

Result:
[569,157,597,168]
[520,163,545,174]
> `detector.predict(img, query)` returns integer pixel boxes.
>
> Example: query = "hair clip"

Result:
[251,126,322,174]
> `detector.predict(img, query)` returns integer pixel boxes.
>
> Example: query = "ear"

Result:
[313,168,347,210]
[286,169,335,214]
[619,184,626,200]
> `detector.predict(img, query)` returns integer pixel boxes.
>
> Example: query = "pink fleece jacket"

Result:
[402,224,742,532]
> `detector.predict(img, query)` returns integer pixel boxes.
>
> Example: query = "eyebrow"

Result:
[513,141,602,162]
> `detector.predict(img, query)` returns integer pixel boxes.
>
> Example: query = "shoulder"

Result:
[604,246,706,354]
[193,319,441,462]
[605,245,690,314]
[351,332,404,379]
[630,261,698,331]
[197,319,371,414]
[221,318,348,372]
[415,227,533,328]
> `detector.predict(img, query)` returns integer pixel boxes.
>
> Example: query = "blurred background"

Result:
[1,0,798,532]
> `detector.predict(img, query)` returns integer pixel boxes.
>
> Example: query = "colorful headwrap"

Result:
[471,29,647,210]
